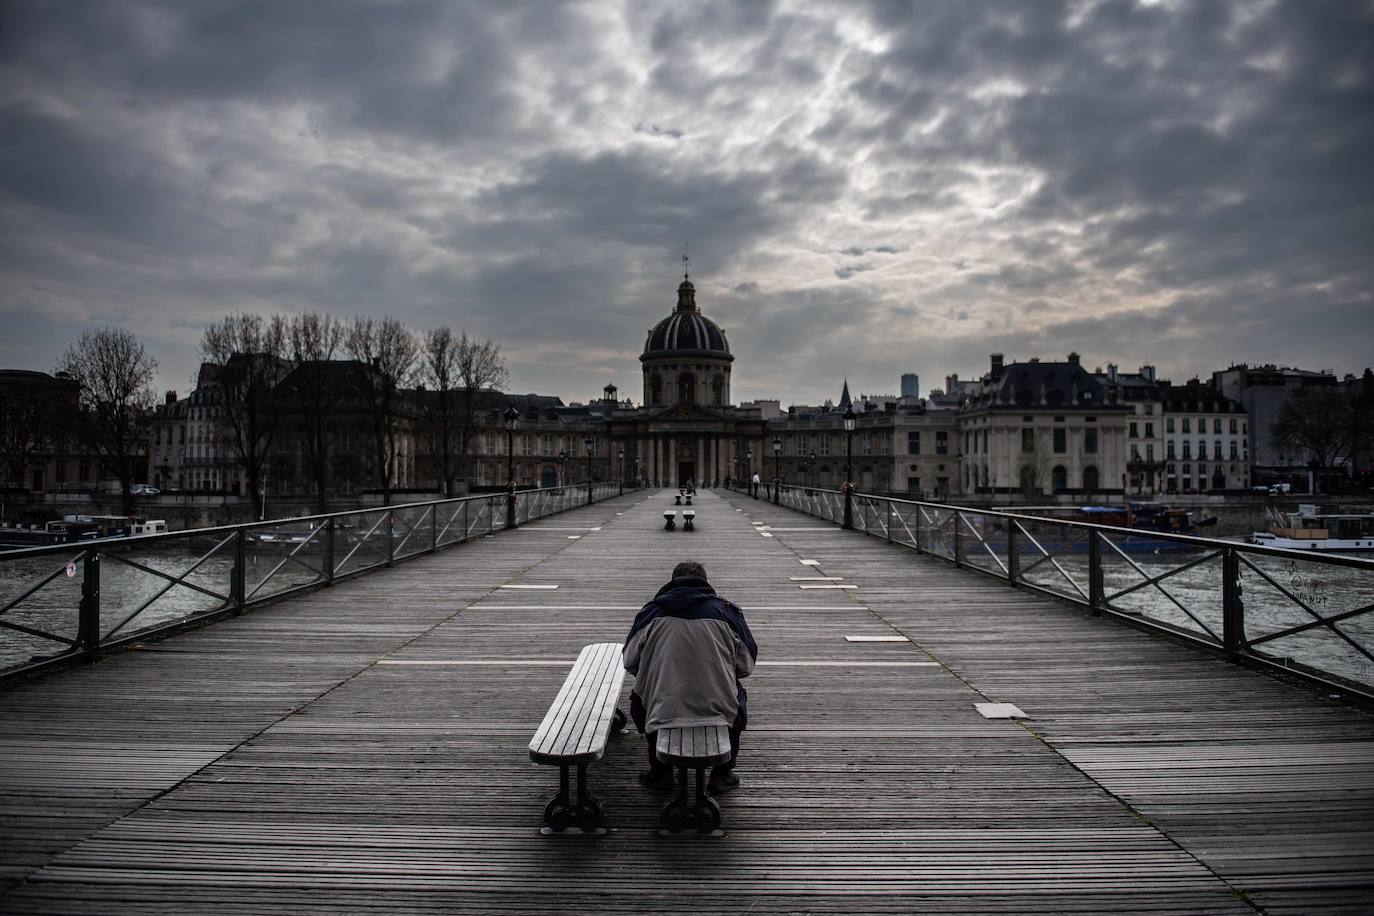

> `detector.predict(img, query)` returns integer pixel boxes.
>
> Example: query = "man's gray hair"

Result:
[672,560,707,581]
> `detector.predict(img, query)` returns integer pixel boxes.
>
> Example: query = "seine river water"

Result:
[2,529,1372,691]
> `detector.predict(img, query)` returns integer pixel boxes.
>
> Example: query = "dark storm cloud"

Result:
[0,0,1370,404]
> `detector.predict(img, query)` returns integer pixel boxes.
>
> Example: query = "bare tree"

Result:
[1272,386,1354,494]
[455,333,508,484]
[346,317,417,506]
[417,328,507,496]
[200,314,288,519]
[287,312,346,513]
[54,328,157,514]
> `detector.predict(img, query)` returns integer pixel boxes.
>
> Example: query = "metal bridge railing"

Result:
[0,483,622,682]
[779,484,1374,704]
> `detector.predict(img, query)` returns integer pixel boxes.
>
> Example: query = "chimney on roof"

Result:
[165,390,177,405]
[946,373,958,392]
[1107,363,1118,382]
[990,353,1004,376]
[1140,364,1155,382]
[1067,352,1080,365]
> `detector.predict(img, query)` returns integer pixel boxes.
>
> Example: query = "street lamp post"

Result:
[503,405,520,529]
[772,436,782,504]
[558,450,567,489]
[809,450,817,489]
[618,446,625,495]
[585,436,595,503]
[747,448,755,498]
[842,406,856,529]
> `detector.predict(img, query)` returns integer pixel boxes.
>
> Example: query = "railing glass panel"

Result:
[0,547,87,669]
[1237,552,1374,690]
[1097,529,1224,645]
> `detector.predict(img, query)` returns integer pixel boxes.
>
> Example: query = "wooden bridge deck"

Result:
[2,489,1372,914]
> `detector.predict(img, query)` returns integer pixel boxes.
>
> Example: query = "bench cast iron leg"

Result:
[659,766,722,833]
[543,764,605,833]
[543,765,573,831]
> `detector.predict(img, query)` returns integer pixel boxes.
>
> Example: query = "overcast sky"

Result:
[2,1,1371,406]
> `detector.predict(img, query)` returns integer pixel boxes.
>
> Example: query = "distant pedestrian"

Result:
[751,472,760,498]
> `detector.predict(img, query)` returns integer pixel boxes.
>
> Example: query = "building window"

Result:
[1053,428,1067,453]
[907,431,920,455]
[1083,465,1099,491]
[1182,418,1191,433]
[1214,440,1222,461]
[1021,428,1034,453]
[935,431,949,455]
[1052,465,1068,492]
[1230,442,1239,459]
[1229,418,1238,434]
[712,376,724,406]
[650,375,663,406]
[1166,417,1175,433]
[907,476,920,494]
[1129,421,1138,438]
[1085,429,1099,454]
[1213,418,1222,433]
[1144,422,1154,438]
[678,373,696,404]
[1183,442,1192,459]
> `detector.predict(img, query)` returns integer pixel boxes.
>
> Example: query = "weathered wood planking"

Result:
[0,487,1365,912]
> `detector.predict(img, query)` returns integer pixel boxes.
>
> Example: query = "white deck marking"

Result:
[760,532,774,538]
[975,703,1028,719]
[379,659,938,667]
[845,635,909,643]
[566,535,581,539]
[498,584,560,590]
[800,584,857,589]
[759,661,937,667]
[378,659,577,666]
[790,576,844,581]
[799,559,821,566]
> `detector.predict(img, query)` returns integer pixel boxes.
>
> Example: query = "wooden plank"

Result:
[1,487,1369,914]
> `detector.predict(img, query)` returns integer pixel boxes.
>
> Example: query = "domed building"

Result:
[608,273,768,487]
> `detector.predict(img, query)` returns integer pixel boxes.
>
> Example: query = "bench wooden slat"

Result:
[528,643,625,765]
[655,724,731,767]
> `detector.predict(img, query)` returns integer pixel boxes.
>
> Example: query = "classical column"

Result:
[696,435,705,487]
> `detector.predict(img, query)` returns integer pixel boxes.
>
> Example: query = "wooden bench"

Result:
[528,642,627,834]
[655,724,731,833]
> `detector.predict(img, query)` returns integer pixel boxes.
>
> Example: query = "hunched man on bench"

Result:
[623,561,757,795]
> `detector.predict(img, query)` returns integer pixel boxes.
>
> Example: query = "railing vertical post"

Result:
[1088,530,1104,614]
[954,511,964,568]
[886,501,893,544]
[79,552,101,663]
[1223,547,1244,656]
[325,518,336,583]
[233,529,247,612]
[461,500,469,543]
[1007,523,1020,587]
[386,511,395,567]
[431,503,438,553]
[915,507,924,553]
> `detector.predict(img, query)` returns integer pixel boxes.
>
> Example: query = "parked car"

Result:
[130,484,160,495]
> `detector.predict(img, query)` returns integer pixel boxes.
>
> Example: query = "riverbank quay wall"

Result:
[1,488,1371,912]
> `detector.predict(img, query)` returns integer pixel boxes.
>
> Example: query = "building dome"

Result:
[642,278,733,359]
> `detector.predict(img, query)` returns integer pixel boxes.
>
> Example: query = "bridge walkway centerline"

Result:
[0,488,1366,913]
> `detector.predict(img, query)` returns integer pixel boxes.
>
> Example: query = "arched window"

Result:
[712,376,724,406]
[649,374,663,406]
[1052,465,1068,492]
[678,373,696,404]
[1083,465,1099,492]
[1019,465,1037,494]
